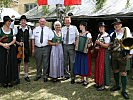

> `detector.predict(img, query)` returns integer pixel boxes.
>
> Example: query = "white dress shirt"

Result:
[61,25,79,44]
[32,26,54,47]
[15,25,33,39]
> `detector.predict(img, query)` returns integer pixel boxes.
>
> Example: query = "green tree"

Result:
[94,0,107,12]
[126,0,130,8]
[0,0,13,7]
[42,5,49,15]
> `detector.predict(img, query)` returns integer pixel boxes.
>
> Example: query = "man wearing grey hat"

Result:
[110,18,133,99]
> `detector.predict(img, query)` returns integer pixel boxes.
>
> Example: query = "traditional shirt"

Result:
[110,27,133,54]
[15,26,32,39]
[97,32,110,44]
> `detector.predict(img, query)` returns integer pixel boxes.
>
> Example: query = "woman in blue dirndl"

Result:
[74,22,92,86]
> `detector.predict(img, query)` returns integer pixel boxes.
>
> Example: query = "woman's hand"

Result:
[3,43,10,49]
[95,40,101,45]
[95,46,100,50]
[55,42,60,46]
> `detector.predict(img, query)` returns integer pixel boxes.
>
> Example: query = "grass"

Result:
[0,57,133,100]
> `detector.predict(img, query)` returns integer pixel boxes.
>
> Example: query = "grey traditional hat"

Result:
[98,22,106,26]
[112,18,122,25]
[20,15,28,21]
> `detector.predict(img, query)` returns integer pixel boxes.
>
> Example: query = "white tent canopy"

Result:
[68,0,133,16]
[0,8,21,22]
[91,0,133,16]
[24,0,133,19]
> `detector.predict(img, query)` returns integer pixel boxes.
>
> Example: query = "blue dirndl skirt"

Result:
[74,51,88,76]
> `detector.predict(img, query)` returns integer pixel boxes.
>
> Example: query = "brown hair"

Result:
[64,16,71,20]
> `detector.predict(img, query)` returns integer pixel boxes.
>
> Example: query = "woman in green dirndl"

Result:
[0,16,17,87]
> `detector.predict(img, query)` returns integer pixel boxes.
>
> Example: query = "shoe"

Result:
[93,84,100,88]
[44,78,48,82]
[52,78,59,82]
[83,81,89,86]
[121,92,129,99]
[65,77,70,80]
[8,83,13,87]
[24,77,30,82]
[110,86,121,91]
[105,86,110,90]
[34,77,41,81]
[71,79,75,84]
[15,79,20,84]
[34,76,41,81]
[96,86,105,91]
[76,80,85,84]
[2,84,8,88]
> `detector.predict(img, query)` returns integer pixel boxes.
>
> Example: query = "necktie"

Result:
[66,27,69,45]
[40,27,43,44]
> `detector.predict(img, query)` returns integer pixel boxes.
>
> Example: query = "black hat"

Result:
[3,16,13,24]
[20,15,28,21]
[98,22,106,26]
[112,18,122,25]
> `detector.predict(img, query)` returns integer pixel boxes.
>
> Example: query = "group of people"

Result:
[0,15,132,99]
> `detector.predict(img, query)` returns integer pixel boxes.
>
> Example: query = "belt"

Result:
[64,43,74,46]
[35,45,48,48]
[112,51,121,53]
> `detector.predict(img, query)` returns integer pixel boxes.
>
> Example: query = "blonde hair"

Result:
[54,21,61,28]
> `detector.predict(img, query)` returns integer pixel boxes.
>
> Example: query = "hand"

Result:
[55,42,59,46]
[19,42,24,46]
[74,42,76,45]
[95,40,101,45]
[126,54,133,59]
[95,46,100,50]
[91,50,94,54]
[88,43,92,48]
[3,43,10,49]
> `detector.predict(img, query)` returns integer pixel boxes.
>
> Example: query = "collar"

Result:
[65,25,72,28]
[19,25,28,29]
[114,29,124,36]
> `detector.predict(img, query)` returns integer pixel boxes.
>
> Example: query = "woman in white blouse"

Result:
[94,22,110,91]
[0,16,17,88]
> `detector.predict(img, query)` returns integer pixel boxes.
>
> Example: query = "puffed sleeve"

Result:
[130,49,133,54]
[13,29,16,40]
[87,33,92,39]
[104,36,110,44]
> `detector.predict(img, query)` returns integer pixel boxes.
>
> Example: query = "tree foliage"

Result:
[0,0,13,7]
[94,0,106,12]
[126,0,130,8]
